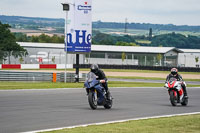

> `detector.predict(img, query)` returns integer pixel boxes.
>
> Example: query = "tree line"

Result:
[93,21,200,32]
[13,29,200,49]
[1,15,200,32]
[0,22,27,64]
[150,32,200,49]
[14,33,64,43]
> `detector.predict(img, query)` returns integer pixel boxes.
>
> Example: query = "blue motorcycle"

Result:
[84,72,113,110]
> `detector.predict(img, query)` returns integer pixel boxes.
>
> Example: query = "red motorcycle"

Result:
[164,78,188,106]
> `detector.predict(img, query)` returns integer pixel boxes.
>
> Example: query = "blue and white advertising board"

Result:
[65,0,92,53]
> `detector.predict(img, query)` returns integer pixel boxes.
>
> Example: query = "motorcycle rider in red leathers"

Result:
[166,68,188,98]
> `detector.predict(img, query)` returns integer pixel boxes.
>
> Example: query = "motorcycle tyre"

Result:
[181,97,188,106]
[104,91,113,109]
[88,91,97,110]
[170,91,177,106]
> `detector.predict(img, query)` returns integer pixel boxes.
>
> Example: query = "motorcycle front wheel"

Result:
[88,91,98,110]
[169,91,177,106]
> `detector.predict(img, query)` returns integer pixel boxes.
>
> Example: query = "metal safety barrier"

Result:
[0,71,87,82]
[76,64,200,72]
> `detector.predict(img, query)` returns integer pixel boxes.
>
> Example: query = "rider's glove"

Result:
[100,80,106,83]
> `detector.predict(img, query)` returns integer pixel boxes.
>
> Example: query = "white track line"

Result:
[23,112,200,133]
[0,88,83,92]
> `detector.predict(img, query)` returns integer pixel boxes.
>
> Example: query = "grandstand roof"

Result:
[179,49,200,53]
[19,42,183,54]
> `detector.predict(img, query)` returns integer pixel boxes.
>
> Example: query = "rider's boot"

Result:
[182,85,188,99]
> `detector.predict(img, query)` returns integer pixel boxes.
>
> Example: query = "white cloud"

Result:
[0,0,200,25]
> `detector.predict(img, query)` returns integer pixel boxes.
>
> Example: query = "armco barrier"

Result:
[75,64,200,72]
[0,71,53,81]
[0,71,86,82]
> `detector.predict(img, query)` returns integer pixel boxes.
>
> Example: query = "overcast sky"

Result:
[0,0,200,26]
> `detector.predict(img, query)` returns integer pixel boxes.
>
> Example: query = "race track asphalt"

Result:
[109,78,200,85]
[0,87,200,133]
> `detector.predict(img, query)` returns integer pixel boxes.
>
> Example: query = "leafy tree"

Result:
[116,41,139,46]
[52,56,56,63]
[156,54,163,66]
[116,35,136,43]
[122,52,126,62]
[92,32,116,45]
[14,33,64,43]
[150,33,200,49]
[93,21,200,32]
[14,33,30,42]
[51,35,64,43]
[19,56,24,64]
[195,57,199,63]
[31,36,39,42]
[92,31,136,45]
[0,21,27,64]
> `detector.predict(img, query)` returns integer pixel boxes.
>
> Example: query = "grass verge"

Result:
[0,81,199,90]
[108,76,200,82]
[42,114,200,133]
[2,68,200,75]
[16,68,199,75]
[76,69,200,74]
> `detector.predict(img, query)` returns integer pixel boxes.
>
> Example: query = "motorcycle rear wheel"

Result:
[88,91,97,110]
[170,91,177,106]
[181,97,188,106]
[104,91,113,109]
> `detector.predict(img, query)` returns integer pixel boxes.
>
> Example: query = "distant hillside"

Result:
[0,15,64,33]
[1,15,200,33]
[93,21,200,32]
[0,15,64,27]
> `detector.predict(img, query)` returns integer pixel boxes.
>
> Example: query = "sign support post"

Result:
[75,54,79,82]
[62,3,70,83]
[62,0,92,83]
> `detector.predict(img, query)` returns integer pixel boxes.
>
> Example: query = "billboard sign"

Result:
[65,0,92,53]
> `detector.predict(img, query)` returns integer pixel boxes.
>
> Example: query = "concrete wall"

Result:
[178,53,200,67]
[85,58,138,65]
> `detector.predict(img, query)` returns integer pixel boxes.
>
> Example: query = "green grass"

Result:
[0,81,199,90]
[4,68,200,75]
[42,114,200,133]
[109,81,199,88]
[75,68,200,75]
[108,76,165,80]
[0,82,83,90]
[109,81,163,87]
[136,39,151,44]
[108,76,200,82]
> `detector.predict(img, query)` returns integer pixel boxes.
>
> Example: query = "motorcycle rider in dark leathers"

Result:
[90,64,109,94]
[166,68,188,98]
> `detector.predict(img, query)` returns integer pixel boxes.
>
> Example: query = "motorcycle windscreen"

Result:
[85,72,99,88]
[169,77,177,84]
[86,72,97,82]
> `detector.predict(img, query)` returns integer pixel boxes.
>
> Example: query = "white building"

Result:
[1,42,200,68]
[178,49,200,68]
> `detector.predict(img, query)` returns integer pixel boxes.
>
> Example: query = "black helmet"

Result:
[171,68,178,76]
[90,64,99,74]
